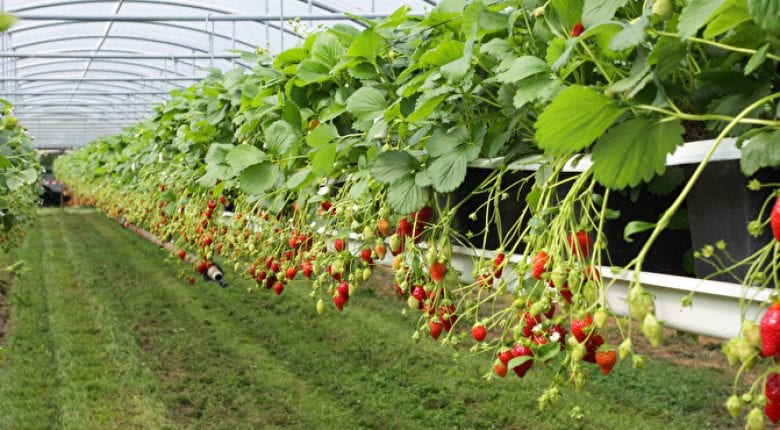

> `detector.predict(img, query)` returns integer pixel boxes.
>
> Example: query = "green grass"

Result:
[0,208,740,429]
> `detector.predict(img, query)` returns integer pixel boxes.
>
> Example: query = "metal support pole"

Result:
[279,0,284,51]
[231,21,236,66]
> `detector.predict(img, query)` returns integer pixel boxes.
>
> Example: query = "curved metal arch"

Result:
[14,81,176,96]
[12,35,251,69]
[8,13,301,47]
[15,58,190,78]
[11,0,342,37]
[13,68,191,88]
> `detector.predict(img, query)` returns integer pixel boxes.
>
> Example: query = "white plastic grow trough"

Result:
[345,235,768,340]
[220,138,765,339]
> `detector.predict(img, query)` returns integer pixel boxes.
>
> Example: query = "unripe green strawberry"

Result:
[632,354,646,369]
[744,320,763,349]
[629,285,654,322]
[651,0,673,20]
[642,314,663,348]
[363,226,375,241]
[426,247,438,266]
[407,295,421,310]
[362,267,372,281]
[571,342,586,362]
[550,265,567,289]
[593,308,608,329]
[722,338,740,366]
[619,338,632,359]
[316,299,325,315]
[725,395,742,418]
[745,407,765,430]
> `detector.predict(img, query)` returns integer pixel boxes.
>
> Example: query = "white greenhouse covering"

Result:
[0,0,438,148]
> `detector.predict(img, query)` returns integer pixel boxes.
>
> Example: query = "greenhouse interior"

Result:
[1,0,779,428]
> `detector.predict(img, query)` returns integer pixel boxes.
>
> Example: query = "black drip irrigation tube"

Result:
[117,216,228,287]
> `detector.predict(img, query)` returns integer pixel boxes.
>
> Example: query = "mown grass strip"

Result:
[0,210,740,429]
[72,210,353,429]
[0,217,61,428]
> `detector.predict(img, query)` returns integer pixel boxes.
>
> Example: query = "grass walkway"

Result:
[0,209,738,429]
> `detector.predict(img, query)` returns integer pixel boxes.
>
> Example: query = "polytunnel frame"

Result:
[0,0,421,147]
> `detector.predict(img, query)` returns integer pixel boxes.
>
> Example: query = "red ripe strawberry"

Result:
[203,236,213,247]
[160,184,166,192]
[471,324,487,342]
[219,195,227,205]
[761,302,780,358]
[285,266,297,280]
[257,270,267,283]
[493,252,506,278]
[188,276,196,285]
[289,236,299,249]
[264,256,273,269]
[510,344,534,378]
[559,283,573,303]
[334,238,345,252]
[271,262,280,273]
[337,281,350,298]
[767,401,780,423]
[301,262,313,278]
[522,312,537,337]
[531,251,549,279]
[571,21,584,37]
[412,286,426,301]
[498,349,513,365]
[438,305,458,332]
[772,196,780,241]
[767,373,780,404]
[273,282,285,295]
[360,248,372,263]
[493,362,507,378]
[321,200,332,211]
[583,334,605,364]
[429,320,444,340]
[398,218,413,237]
[207,199,216,210]
[248,264,257,278]
[595,349,617,375]
[333,293,346,311]
[430,261,447,283]
[177,249,186,260]
[284,250,293,261]
[571,314,593,342]
[477,273,494,288]
[265,275,276,290]
[216,244,223,255]
[567,230,592,258]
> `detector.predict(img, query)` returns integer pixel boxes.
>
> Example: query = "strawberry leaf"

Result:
[740,130,780,176]
[535,85,626,156]
[591,118,684,189]
[240,162,279,196]
[507,355,533,369]
[678,0,725,39]
[428,151,469,193]
[387,175,430,214]
[346,87,388,123]
[372,151,420,184]
[748,0,780,35]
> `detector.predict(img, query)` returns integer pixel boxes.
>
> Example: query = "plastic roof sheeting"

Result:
[0,0,438,148]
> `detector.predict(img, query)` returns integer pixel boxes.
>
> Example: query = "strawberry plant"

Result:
[54,0,780,426]
[0,104,41,253]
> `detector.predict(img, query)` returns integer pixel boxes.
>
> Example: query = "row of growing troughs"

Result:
[53,0,780,427]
